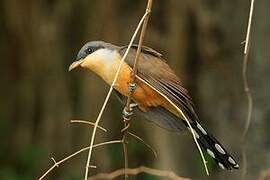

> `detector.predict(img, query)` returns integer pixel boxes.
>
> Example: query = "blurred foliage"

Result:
[0,0,270,180]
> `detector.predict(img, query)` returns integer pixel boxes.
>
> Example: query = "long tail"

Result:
[183,120,239,170]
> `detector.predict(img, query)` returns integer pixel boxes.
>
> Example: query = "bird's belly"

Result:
[114,63,175,113]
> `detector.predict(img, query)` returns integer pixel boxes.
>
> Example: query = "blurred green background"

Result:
[0,0,269,179]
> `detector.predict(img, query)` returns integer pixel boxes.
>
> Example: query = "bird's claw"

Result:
[128,82,137,92]
[122,103,137,122]
[122,108,133,120]
[129,103,138,109]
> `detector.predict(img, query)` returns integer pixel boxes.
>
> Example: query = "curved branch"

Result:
[71,119,108,132]
[88,166,190,180]
[39,140,123,180]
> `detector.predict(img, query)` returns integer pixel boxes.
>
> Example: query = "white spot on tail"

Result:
[196,122,207,135]
[215,143,226,154]
[234,164,239,168]
[228,156,236,165]
[193,130,200,139]
[218,162,225,170]
[207,149,215,159]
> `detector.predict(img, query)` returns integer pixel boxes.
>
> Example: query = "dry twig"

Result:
[88,166,190,180]
[241,0,255,179]
[242,0,254,139]
[39,140,123,180]
[71,119,108,132]
[83,11,150,180]
[127,131,157,158]
[121,0,153,179]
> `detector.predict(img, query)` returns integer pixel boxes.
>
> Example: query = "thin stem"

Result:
[122,127,129,180]
[70,120,107,132]
[121,1,153,179]
[242,0,255,138]
[242,46,253,138]
[88,166,190,180]
[127,131,157,158]
[244,0,255,54]
[39,140,123,180]
[83,11,150,180]
[241,0,255,179]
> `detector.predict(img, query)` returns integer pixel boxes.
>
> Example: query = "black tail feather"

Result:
[183,120,239,170]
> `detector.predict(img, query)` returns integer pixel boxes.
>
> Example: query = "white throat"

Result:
[81,48,122,84]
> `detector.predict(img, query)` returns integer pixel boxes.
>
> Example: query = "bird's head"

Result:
[68,41,119,72]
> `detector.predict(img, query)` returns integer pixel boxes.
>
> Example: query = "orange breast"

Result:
[114,63,178,115]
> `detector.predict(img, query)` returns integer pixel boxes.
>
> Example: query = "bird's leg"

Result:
[122,107,132,133]
[122,81,138,122]
[122,103,137,122]
[129,102,138,109]
[122,107,133,121]
[128,82,137,92]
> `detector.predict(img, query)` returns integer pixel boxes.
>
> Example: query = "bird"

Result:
[69,41,239,170]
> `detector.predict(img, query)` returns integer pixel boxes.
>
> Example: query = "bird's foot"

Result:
[128,82,137,92]
[122,107,132,133]
[129,103,138,109]
[122,103,137,123]
[122,107,133,121]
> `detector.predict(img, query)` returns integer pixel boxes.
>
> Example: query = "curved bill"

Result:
[68,59,84,71]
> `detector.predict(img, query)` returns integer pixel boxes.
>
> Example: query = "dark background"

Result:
[0,0,269,179]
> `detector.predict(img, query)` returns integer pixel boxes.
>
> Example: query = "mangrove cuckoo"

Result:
[69,41,239,170]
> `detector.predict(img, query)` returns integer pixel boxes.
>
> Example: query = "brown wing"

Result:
[119,45,199,122]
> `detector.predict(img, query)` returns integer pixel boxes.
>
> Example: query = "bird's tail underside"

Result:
[182,120,239,170]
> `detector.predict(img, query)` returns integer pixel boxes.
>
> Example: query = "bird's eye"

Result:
[86,47,94,54]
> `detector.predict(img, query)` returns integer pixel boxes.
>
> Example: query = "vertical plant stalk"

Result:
[241,0,255,179]
[83,11,149,180]
[121,0,153,179]
[242,0,254,138]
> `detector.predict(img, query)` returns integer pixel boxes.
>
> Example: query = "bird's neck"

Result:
[82,49,123,85]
